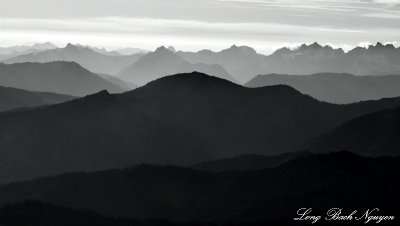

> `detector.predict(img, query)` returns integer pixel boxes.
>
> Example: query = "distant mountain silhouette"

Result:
[246,73,400,104]
[0,42,57,55]
[3,43,144,74]
[265,43,348,76]
[0,86,74,112]
[177,45,266,83]
[265,42,400,77]
[0,62,127,96]
[306,105,400,156]
[0,42,58,61]
[116,46,237,85]
[1,72,400,183]
[191,151,311,172]
[0,152,398,224]
[177,43,400,83]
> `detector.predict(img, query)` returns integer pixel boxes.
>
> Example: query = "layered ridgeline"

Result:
[116,46,237,86]
[0,42,58,61]
[0,62,128,96]
[0,86,74,112]
[305,106,400,156]
[246,73,400,104]
[0,152,398,224]
[3,43,144,74]
[1,72,400,183]
[264,42,400,77]
[177,42,400,84]
[177,45,267,84]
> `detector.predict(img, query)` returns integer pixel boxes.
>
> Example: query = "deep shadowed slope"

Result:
[116,46,237,85]
[3,44,144,74]
[246,73,400,104]
[306,106,400,156]
[0,152,398,224]
[0,62,127,96]
[1,72,400,183]
[0,86,74,112]
[0,201,146,226]
[191,151,311,172]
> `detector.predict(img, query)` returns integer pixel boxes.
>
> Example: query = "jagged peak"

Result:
[153,46,175,55]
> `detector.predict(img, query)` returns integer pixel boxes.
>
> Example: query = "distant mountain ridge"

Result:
[178,42,400,83]
[0,42,58,61]
[177,45,267,83]
[1,72,400,183]
[0,86,74,112]
[246,73,400,104]
[116,46,237,85]
[0,62,127,96]
[3,42,400,85]
[265,42,400,77]
[3,43,144,74]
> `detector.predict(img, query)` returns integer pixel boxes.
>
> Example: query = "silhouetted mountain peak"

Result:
[224,45,257,56]
[65,43,79,50]
[155,46,171,53]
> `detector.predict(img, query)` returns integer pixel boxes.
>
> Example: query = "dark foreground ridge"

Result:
[1,72,400,184]
[0,151,399,225]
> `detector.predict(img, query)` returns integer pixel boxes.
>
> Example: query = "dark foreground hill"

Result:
[0,62,127,96]
[1,72,400,183]
[306,105,400,156]
[0,152,398,225]
[246,73,400,104]
[0,86,74,112]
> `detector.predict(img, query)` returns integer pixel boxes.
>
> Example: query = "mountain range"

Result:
[3,44,144,74]
[3,42,399,86]
[177,42,400,83]
[116,46,237,85]
[246,73,400,104]
[0,151,398,224]
[1,72,400,183]
[177,45,266,83]
[0,42,58,61]
[0,86,74,112]
[0,62,127,96]
[264,42,400,77]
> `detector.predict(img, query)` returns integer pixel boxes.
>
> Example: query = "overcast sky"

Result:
[1,0,399,53]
